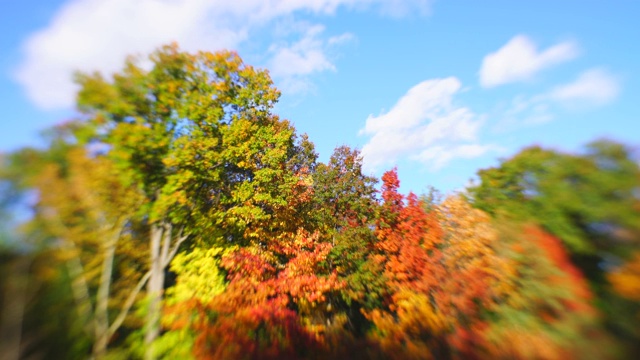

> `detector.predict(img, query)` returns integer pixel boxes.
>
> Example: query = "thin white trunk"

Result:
[160,223,171,266]
[61,216,125,359]
[65,243,95,335]
[145,222,165,360]
[93,234,118,358]
[107,229,187,340]
[144,222,189,360]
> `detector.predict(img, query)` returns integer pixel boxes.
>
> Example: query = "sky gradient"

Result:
[2,0,639,194]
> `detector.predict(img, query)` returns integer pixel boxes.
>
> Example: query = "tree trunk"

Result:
[144,221,189,360]
[145,222,166,360]
[93,235,118,358]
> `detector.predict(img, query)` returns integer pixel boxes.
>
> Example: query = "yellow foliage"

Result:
[608,251,640,301]
[369,290,446,359]
[166,246,236,305]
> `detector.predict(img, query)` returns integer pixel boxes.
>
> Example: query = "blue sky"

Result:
[1,0,639,194]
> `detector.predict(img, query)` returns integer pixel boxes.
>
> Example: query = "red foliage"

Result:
[369,170,450,357]
[189,230,344,359]
[375,170,444,299]
[525,226,594,313]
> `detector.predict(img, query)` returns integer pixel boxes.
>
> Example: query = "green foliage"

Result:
[313,146,382,315]
[468,140,640,254]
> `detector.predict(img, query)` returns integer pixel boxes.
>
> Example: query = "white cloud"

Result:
[14,0,432,110]
[360,77,496,171]
[479,35,578,88]
[549,68,620,106]
[267,23,354,93]
[269,25,336,77]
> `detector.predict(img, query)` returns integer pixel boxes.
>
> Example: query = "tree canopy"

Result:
[1,44,638,359]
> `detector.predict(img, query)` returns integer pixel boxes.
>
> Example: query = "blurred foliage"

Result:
[468,140,640,355]
[1,44,639,359]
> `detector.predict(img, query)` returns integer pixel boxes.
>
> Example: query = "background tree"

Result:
[468,140,640,353]
[479,224,614,359]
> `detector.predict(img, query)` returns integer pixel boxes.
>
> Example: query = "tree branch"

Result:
[107,270,151,337]
[164,228,189,268]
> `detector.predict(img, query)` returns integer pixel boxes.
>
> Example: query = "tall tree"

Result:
[74,44,294,358]
[368,169,448,359]
[312,146,381,332]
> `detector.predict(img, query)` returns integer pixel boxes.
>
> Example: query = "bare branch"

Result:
[164,229,189,268]
[107,270,151,337]
[107,226,188,338]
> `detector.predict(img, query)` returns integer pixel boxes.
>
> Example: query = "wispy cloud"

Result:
[493,94,554,132]
[268,23,354,94]
[415,144,500,170]
[377,0,432,17]
[479,35,578,88]
[493,67,621,132]
[360,77,496,171]
[549,68,620,107]
[14,0,433,110]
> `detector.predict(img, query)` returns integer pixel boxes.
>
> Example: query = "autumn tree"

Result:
[78,44,350,359]
[367,171,611,359]
[478,224,614,359]
[311,146,382,337]
[468,140,640,353]
[368,169,448,359]
[0,123,148,359]
[73,44,307,358]
[177,226,343,359]
[434,195,512,356]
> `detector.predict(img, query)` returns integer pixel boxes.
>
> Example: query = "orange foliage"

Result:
[186,230,343,359]
[434,196,513,356]
[369,170,448,358]
[374,170,444,296]
[608,251,640,302]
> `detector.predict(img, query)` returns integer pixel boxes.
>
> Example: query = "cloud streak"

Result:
[549,68,620,107]
[493,67,621,132]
